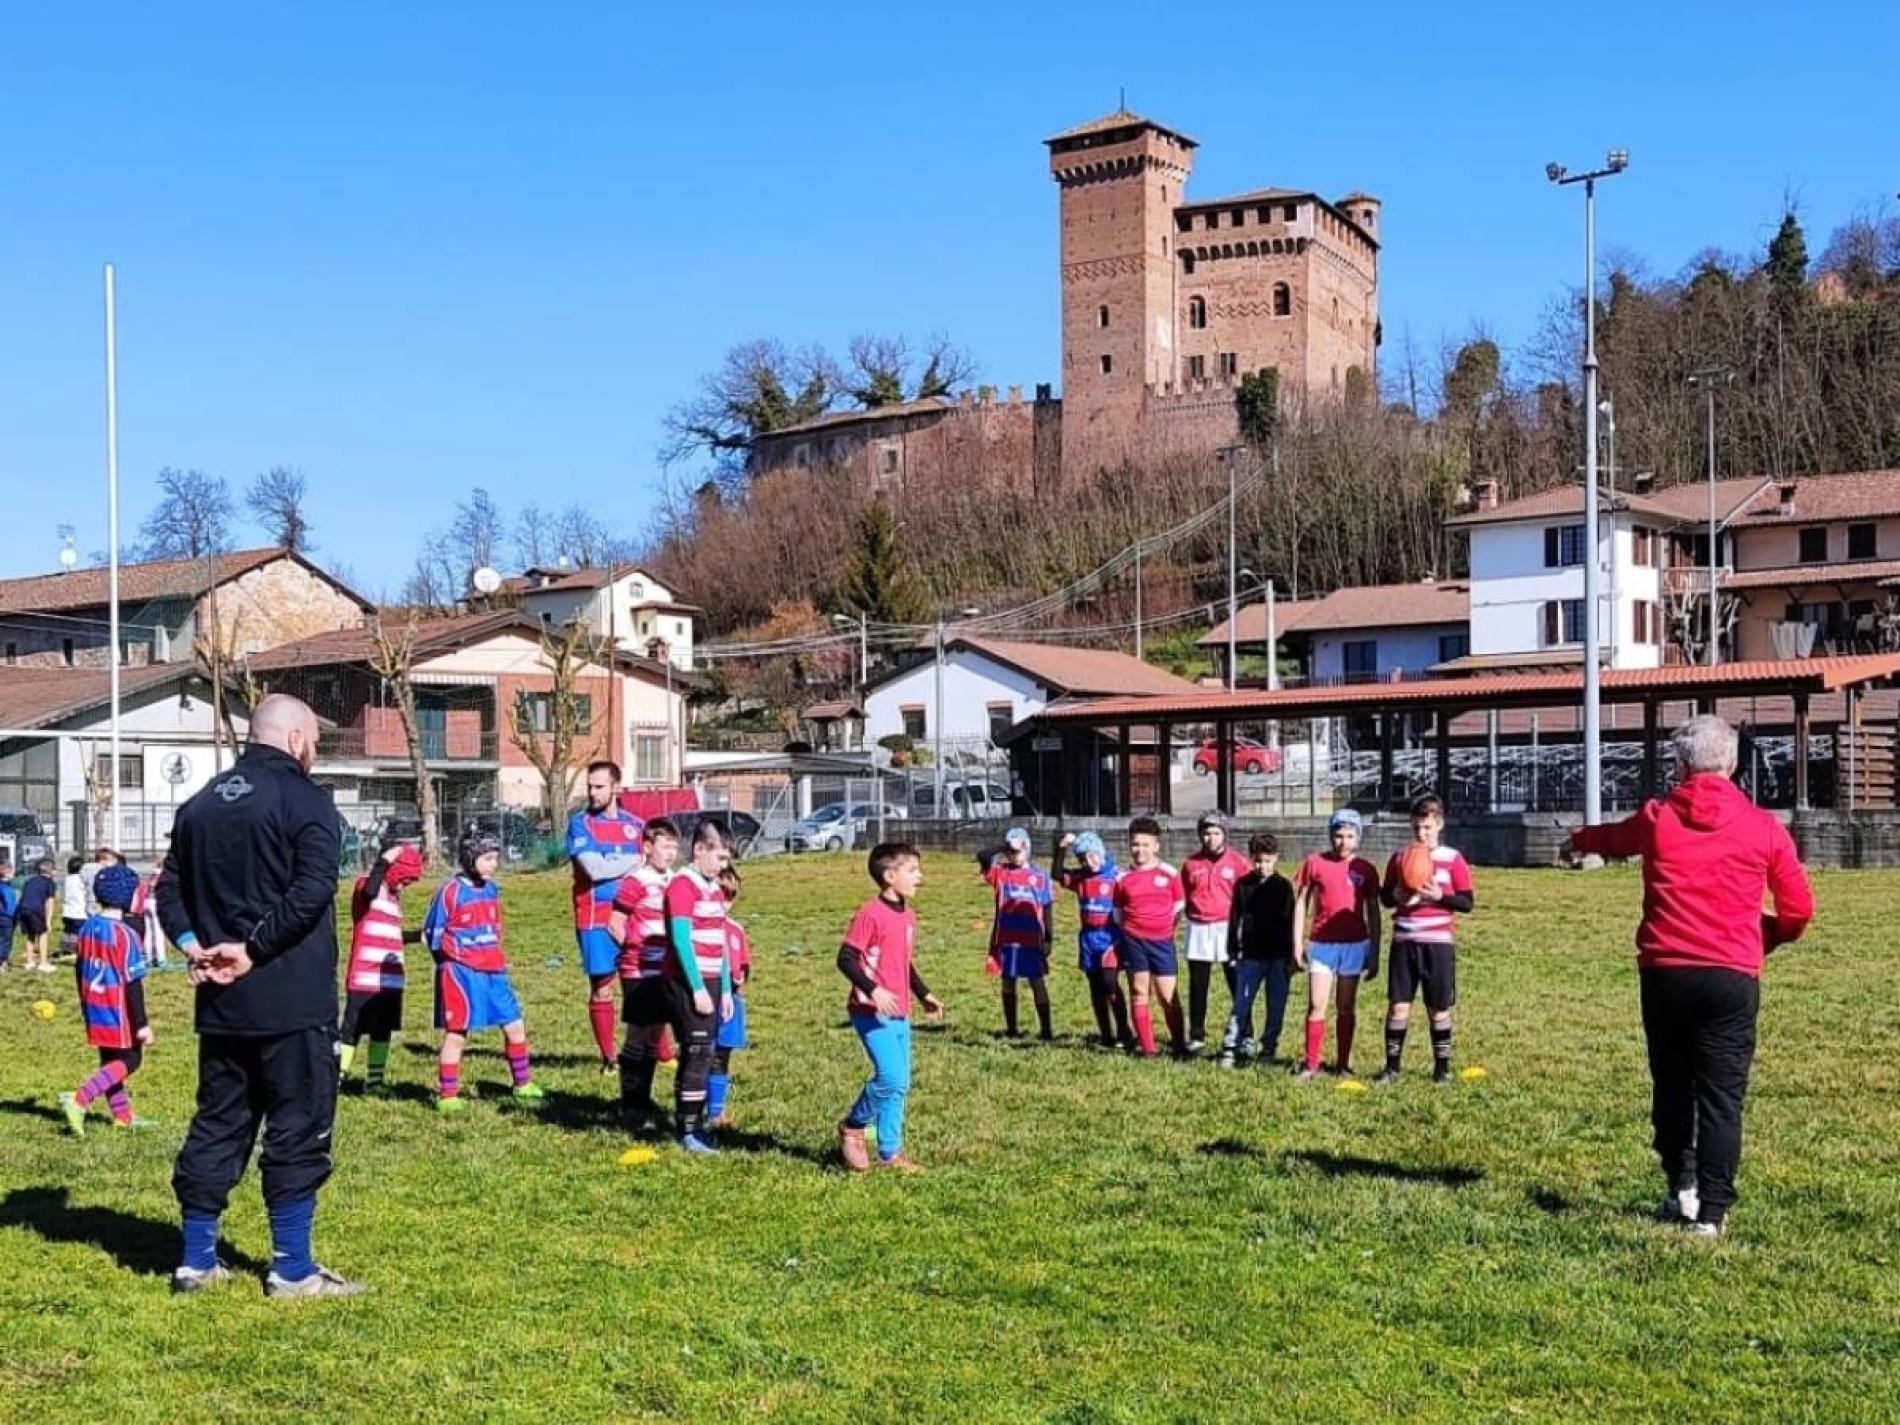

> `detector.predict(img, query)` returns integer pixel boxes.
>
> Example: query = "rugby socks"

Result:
[365,1039,391,1088]
[1431,1022,1453,1078]
[106,1088,133,1125]
[1131,1002,1157,1056]
[1108,983,1130,1042]
[1001,984,1020,1036]
[74,1058,129,1108]
[588,998,618,1066]
[505,1041,532,1088]
[1089,977,1113,1042]
[337,1039,358,1075]
[1162,999,1186,1054]
[181,1211,221,1273]
[438,1064,461,1101]
[707,1050,731,1123]
[1336,1012,1356,1073]
[1385,1016,1409,1073]
[1035,996,1053,1041]
[1303,1018,1325,1072]
[267,1193,317,1283]
[619,1042,658,1113]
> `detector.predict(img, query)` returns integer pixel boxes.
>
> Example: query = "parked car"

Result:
[1191,735,1283,777]
[907,780,1014,818]
[786,802,900,854]
[0,806,54,872]
[667,808,763,858]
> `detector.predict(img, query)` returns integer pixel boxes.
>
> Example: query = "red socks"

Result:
[438,1064,460,1100]
[506,1041,532,1088]
[75,1058,130,1107]
[1131,1003,1157,1056]
[1336,1013,1356,1073]
[588,999,618,1065]
[1304,1019,1325,1072]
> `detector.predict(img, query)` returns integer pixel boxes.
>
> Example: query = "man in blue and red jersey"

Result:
[567,761,644,1074]
[978,828,1054,1040]
[1113,817,1187,1057]
[1054,831,1128,1048]
[424,827,545,1113]
[58,863,152,1134]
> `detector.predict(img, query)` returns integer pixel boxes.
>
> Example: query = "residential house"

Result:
[1199,583,1468,684]
[247,611,692,827]
[1195,597,1325,685]
[503,564,700,671]
[0,662,248,856]
[0,548,372,670]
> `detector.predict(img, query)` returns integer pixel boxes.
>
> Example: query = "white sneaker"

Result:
[1682,1219,1723,1239]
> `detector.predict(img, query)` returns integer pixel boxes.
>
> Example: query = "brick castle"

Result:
[747,108,1379,487]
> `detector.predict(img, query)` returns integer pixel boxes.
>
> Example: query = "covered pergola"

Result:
[1017,655,1900,819]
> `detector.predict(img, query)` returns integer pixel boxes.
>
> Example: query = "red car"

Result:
[1192,735,1282,776]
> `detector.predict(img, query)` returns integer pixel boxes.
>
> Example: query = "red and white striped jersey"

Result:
[612,863,673,980]
[1388,846,1473,945]
[346,874,408,992]
[664,867,729,987]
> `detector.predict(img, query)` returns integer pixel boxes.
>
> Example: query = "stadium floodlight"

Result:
[1607,149,1630,172]
[1545,162,1566,183]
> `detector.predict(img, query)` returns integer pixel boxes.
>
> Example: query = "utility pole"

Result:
[1688,367,1732,666]
[1133,539,1143,662]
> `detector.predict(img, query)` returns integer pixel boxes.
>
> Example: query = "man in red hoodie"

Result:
[1569,714,1813,1237]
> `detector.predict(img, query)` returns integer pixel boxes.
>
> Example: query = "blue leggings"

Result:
[845,1014,911,1160]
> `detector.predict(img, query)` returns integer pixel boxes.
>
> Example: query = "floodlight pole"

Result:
[105,263,123,822]
[1688,368,1730,666]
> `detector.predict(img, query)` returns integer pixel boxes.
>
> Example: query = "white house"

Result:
[508,564,700,671]
[862,636,1200,755]
[1199,582,1468,684]
[0,663,249,857]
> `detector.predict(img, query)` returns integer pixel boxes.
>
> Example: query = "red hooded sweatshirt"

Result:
[1570,773,1813,977]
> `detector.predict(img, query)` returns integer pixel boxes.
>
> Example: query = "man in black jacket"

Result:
[158,693,362,1298]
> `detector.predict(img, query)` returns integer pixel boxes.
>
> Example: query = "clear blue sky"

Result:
[5,2,1895,596]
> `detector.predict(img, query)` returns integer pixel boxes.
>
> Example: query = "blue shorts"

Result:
[1118,936,1178,977]
[435,962,523,1034]
[1307,940,1370,977]
[575,927,619,979]
[717,990,749,1050]
[995,945,1047,980]
[1077,931,1119,974]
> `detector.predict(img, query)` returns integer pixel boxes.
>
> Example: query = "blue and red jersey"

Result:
[1058,860,1119,958]
[567,806,644,933]
[982,861,1053,954]
[423,875,508,972]
[77,913,146,1050]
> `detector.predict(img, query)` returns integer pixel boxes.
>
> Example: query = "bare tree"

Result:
[554,504,615,568]
[660,338,834,472]
[447,488,505,589]
[509,617,608,829]
[400,542,453,611]
[514,503,553,569]
[843,333,976,407]
[140,468,233,560]
[368,612,441,865]
[246,466,312,552]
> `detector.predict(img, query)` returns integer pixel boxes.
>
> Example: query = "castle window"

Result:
[1098,304,1110,329]
[881,447,899,475]
[63,638,75,666]
[1219,353,1238,378]
[1283,203,1298,221]
[1099,354,1113,375]
[1272,283,1291,317]
[1202,212,1217,231]
[1187,355,1205,380]
[1230,208,1245,228]
[1333,296,1340,325]
[1257,206,1273,223]
[1175,213,1192,233]
[1181,252,1195,274]
[1187,296,1207,330]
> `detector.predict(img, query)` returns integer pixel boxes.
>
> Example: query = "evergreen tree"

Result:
[837,501,929,625]
[1767,211,1809,305]
[1235,367,1280,448]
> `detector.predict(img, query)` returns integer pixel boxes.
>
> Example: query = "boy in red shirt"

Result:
[1113,816,1187,1057]
[1181,812,1251,1053]
[837,842,944,1173]
[662,820,734,1154]
[976,828,1055,1041]
[57,864,152,1133]
[338,842,425,1095]
[1377,795,1474,1085]
[608,818,680,1128]
[1292,809,1381,1079]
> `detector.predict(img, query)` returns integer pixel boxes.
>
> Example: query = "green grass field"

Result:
[2,857,1898,1423]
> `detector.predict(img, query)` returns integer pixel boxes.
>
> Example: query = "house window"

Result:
[1218,353,1238,378]
[1631,525,1653,567]
[62,638,75,666]
[1097,304,1110,329]
[1437,632,1469,663]
[1187,296,1207,330]
[1633,601,1649,646]
[3,642,14,664]
[1272,283,1291,317]
[633,734,667,783]
[1099,354,1112,375]
[93,752,144,790]
[1798,527,1828,563]
[1542,598,1587,645]
[900,705,926,740]
[1544,524,1586,568]
[1849,522,1877,559]
[1187,355,1206,381]
[986,702,1014,744]
[515,692,593,735]
[1341,640,1378,680]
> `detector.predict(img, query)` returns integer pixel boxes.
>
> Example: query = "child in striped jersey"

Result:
[1376,795,1474,1084]
[58,864,151,1134]
[661,820,733,1153]
[705,864,750,1128]
[338,843,426,1094]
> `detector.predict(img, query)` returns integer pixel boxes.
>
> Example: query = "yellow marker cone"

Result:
[1458,1065,1488,1083]
[30,1000,56,1021]
[1336,1078,1368,1095]
[616,1146,659,1168]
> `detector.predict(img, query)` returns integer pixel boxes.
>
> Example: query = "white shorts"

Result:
[1185,921,1227,964]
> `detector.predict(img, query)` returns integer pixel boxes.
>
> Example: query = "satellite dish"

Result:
[471,566,502,595]
[58,545,77,570]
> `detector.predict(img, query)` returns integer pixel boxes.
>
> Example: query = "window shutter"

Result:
[1544,527,1559,568]
[1542,601,1558,646]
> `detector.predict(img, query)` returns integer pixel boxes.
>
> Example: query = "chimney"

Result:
[1473,479,1500,511]
[1778,480,1797,517]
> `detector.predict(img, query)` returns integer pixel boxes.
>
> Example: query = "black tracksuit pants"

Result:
[173,1028,337,1215]
[664,979,718,1140]
[1638,966,1760,1223]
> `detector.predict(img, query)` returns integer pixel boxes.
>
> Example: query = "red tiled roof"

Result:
[1721,469,1900,525]
[758,396,957,440]
[1723,559,1900,591]
[1449,470,1900,532]
[1034,655,1900,723]
[955,637,1201,698]
[1197,598,1326,646]
[0,663,206,731]
[1444,484,1746,529]
[1200,582,1466,645]
[803,700,863,721]
[0,548,369,615]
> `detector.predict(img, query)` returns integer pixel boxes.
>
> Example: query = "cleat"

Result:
[1216,1051,1237,1070]
[265,1265,368,1299]
[511,1082,547,1103]
[1291,1066,1321,1082]
[1372,1068,1401,1086]
[679,1134,720,1156]
[435,1096,466,1115]
[1185,1039,1206,1056]
[598,1061,618,1077]
[877,1154,924,1174]
[57,1092,87,1137]
[171,1261,235,1294]
[1682,1219,1724,1240]
[839,1121,870,1173]
[110,1116,155,1131]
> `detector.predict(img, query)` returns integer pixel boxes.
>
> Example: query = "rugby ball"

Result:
[1397,843,1437,895]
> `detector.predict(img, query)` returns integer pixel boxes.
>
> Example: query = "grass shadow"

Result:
[710,1125,835,1168]
[1530,1187,1576,1216]
[0,1096,68,1125]
[1197,1137,1263,1159]
[0,1186,268,1278]
[1283,1150,1483,1188]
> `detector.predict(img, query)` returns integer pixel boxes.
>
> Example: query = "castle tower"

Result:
[1046,110,1196,481]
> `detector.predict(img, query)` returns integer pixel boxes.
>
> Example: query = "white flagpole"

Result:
[105,264,122,823]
